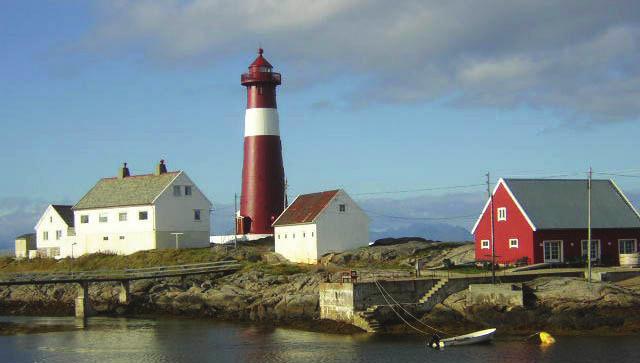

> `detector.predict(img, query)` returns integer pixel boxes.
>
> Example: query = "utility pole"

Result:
[587,167,592,283]
[487,172,496,284]
[234,193,238,249]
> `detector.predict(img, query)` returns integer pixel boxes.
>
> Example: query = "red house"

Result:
[472,178,640,266]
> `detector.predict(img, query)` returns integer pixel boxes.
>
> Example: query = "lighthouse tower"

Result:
[237,48,285,235]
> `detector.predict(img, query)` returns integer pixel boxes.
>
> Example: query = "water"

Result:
[1,316,638,363]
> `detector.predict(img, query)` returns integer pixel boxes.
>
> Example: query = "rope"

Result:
[372,279,430,336]
[374,278,451,336]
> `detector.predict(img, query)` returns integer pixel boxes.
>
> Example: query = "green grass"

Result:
[0,248,226,273]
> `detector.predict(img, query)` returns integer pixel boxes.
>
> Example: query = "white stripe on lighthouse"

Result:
[244,108,280,137]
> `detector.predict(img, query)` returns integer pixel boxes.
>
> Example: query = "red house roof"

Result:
[273,190,340,226]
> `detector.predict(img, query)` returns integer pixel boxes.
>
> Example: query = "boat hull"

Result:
[441,328,496,347]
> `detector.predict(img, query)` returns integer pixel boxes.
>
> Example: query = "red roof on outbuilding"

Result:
[273,190,340,226]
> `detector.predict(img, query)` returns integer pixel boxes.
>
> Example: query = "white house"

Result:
[273,189,369,264]
[35,205,76,258]
[71,161,212,256]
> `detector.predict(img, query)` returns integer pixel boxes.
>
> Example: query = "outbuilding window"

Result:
[139,211,148,220]
[80,215,89,224]
[185,186,192,196]
[339,204,346,212]
[509,238,519,248]
[497,207,507,221]
[173,185,181,196]
[194,209,201,221]
[481,240,490,249]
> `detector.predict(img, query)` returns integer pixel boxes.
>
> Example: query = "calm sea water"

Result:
[1,316,639,363]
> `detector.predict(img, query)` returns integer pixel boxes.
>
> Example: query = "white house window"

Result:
[99,213,108,223]
[285,234,288,239]
[509,238,519,248]
[497,207,507,221]
[185,186,192,196]
[619,239,637,254]
[481,240,490,249]
[339,204,346,212]
[103,236,108,241]
[303,232,306,238]
[581,240,601,260]
[173,185,181,196]
[49,216,53,223]
[311,232,315,237]
[56,230,62,240]
[119,236,125,240]
[119,212,127,222]
[43,231,49,241]
[194,209,201,221]
[80,215,89,224]
[277,234,280,239]
[293,233,296,238]
[139,211,148,220]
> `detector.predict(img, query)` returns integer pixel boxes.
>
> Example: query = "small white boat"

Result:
[440,328,496,347]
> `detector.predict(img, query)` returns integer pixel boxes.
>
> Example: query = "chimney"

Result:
[155,159,168,175]
[118,162,130,179]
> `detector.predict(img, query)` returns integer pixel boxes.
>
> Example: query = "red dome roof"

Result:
[249,48,273,69]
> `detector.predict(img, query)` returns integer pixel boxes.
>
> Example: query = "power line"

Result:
[352,183,485,196]
[364,209,478,221]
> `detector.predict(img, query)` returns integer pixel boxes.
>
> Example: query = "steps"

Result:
[353,306,382,333]
[418,278,449,304]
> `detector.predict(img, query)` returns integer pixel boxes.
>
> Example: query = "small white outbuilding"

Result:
[273,189,369,264]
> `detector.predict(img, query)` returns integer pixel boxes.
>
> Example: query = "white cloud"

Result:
[79,0,640,123]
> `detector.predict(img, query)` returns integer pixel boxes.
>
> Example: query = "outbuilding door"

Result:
[543,240,562,263]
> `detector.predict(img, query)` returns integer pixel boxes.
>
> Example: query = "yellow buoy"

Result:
[539,331,556,345]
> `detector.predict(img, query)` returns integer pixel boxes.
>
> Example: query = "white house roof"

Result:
[73,171,181,210]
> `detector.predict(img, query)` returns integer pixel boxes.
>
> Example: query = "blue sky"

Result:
[1,1,640,245]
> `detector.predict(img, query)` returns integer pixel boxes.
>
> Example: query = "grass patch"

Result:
[0,248,227,274]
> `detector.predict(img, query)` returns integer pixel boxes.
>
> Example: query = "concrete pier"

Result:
[75,281,95,318]
[118,280,131,304]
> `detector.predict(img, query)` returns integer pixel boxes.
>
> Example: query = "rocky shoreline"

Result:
[2,269,640,336]
[2,241,640,336]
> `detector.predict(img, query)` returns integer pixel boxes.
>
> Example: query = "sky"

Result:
[1,1,640,246]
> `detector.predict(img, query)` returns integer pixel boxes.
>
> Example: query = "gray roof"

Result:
[73,172,180,210]
[51,205,74,227]
[504,178,640,229]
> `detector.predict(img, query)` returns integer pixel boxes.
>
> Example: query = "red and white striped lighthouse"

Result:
[236,48,286,235]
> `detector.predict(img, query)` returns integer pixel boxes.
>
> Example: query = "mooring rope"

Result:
[372,279,430,336]
[373,278,450,336]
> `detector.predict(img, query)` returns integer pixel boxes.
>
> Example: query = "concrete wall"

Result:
[589,269,640,282]
[467,283,524,307]
[319,282,355,321]
[353,279,437,310]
